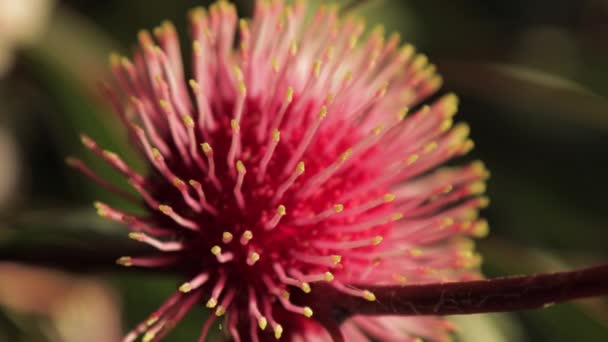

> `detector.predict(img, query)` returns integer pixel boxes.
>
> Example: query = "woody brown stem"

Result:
[305,264,608,321]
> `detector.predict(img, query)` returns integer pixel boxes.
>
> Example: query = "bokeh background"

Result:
[1,0,607,341]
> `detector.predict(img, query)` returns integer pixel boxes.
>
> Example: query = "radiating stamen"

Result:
[66,157,138,203]
[188,79,217,131]
[179,272,210,293]
[248,288,267,331]
[129,178,160,208]
[293,203,343,225]
[312,235,383,250]
[215,288,236,317]
[273,263,310,293]
[200,143,222,189]
[206,273,228,308]
[172,177,203,212]
[158,204,200,231]
[281,106,327,175]
[227,72,247,166]
[181,115,208,171]
[130,97,171,156]
[188,179,219,215]
[291,252,342,267]
[262,298,283,340]
[257,129,281,183]
[210,245,234,263]
[263,276,313,318]
[331,281,376,301]
[115,255,178,268]
[247,251,261,266]
[289,269,334,283]
[264,205,286,230]
[234,160,247,209]
[272,161,304,204]
[263,87,293,140]
[128,232,183,252]
[222,231,234,244]
[240,230,253,245]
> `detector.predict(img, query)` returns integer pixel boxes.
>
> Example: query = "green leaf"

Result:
[440,61,608,130]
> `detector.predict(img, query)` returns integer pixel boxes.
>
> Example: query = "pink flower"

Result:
[69,1,490,341]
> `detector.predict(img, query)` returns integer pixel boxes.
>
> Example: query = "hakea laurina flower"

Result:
[68,1,490,341]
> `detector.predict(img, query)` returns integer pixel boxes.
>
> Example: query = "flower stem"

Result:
[307,264,608,320]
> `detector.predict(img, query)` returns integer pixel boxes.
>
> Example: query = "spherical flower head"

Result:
[70,1,490,341]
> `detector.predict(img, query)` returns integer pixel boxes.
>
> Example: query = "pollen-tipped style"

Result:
[69,1,490,341]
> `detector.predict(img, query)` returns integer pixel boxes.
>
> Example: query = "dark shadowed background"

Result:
[1,0,607,341]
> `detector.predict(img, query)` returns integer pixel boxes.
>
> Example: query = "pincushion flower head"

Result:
[69,1,490,341]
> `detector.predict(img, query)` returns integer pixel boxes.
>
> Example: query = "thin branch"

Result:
[302,264,608,321]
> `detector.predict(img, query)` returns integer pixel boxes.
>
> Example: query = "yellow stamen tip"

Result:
[248,252,260,265]
[233,65,243,80]
[109,53,121,67]
[384,194,396,202]
[236,160,246,174]
[272,129,281,142]
[237,81,247,95]
[330,255,342,264]
[284,87,294,102]
[242,230,253,240]
[142,332,155,342]
[179,282,192,293]
[424,141,438,153]
[222,232,234,243]
[158,205,171,215]
[211,245,222,255]
[206,298,217,308]
[469,181,486,194]
[230,119,240,132]
[215,306,226,316]
[410,248,423,257]
[339,149,353,162]
[159,99,170,110]
[363,290,376,302]
[274,324,283,339]
[172,177,185,187]
[188,79,199,91]
[318,106,327,119]
[201,143,213,155]
[182,115,195,128]
[128,232,144,241]
[441,217,455,228]
[303,307,313,318]
[296,161,305,174]
[334,204,344,213]
[313,60,322,77]
[372,236,383,245]
[406,154,419,165]
[258,317,268,330]
[151,148,163,160]
[397,107,409,121]
[277,205,286,216]
[146,316,159,326]
[473,219,489,238]
[392,274,408,283]
[116,256,132,267]
[301,283,311,293]
[413,54,428,69]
